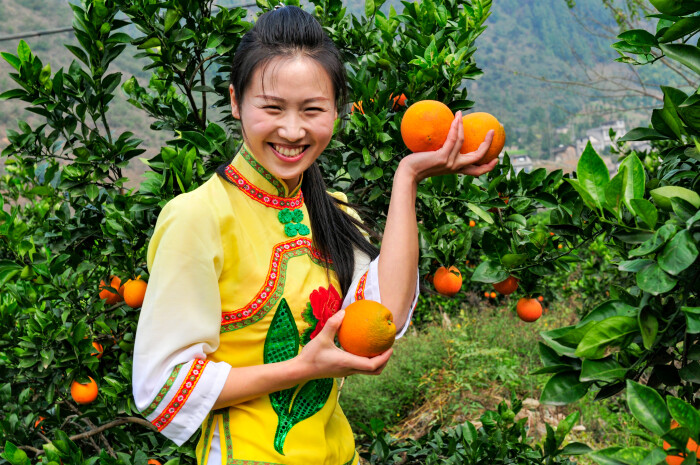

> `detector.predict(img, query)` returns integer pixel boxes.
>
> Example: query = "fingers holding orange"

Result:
[337,300,396,358]
[460,112,506,165]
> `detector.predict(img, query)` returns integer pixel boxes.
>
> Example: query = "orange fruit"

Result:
[91,341,103,359]
[664,421,700,465]
[550,232,555,236]
[469,220,476,227]
[71,377,98,405]
[99,276,123,305]
[558,243,563,249]
[492,276,519,295]
[123,276,148,308]
[390,93,408,110]
[147,461,162,465]
[433,266,462,297]
[538,296,544,302]
[338,300,396,357]
[484,291,490,298]
[460,112,506,165]
[400,100,454,152]
[516,298,542,322]
[490,291,497,299]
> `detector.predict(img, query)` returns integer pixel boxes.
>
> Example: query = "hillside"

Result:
[0,0,672,172]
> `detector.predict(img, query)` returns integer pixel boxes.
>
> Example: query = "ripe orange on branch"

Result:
[663,421,700,465]
[433,266,462,297]
[493,276,519,295]
[99,275,123,305]
[123,276,148,308]
[71,377,98,405]
[400,100,454,152]
[460,112,506,165]
[338,300,396,357]
[516,298,542,322]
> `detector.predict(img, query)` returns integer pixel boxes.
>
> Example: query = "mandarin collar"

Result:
[230,143,303,199]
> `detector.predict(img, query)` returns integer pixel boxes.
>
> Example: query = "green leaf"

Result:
[659,16,700,43]
[137,37,161,49]
[179,131,213,154]
[575,142,609,211]
[501,253,527,268]
[1,442,29,465]
[619,259,655,272]
[579,300,638,326]
[588,447,627,465]
[618,29,658,47]
[164,9,181,32]
[555,410,580,445]
[629,224,676,258]
[660,43,700,75]
[540,371,590,406]
[566,178,597,211]
[638,307,659,350]
[636,262,677,295]
[604,167,625,216]
[1,52,21,71]
[471,260,509,283]
[618,154,645,214]
[466,203,494,224]
[626,379,670,436]
[650,186,700,211]
[658,230,698,275]
[679,361,700,383]
[682,307,700,334]
[575,316,638,359]
[580,358,628,382]
[620,128,670,141]
[560,442,594,455]
[667,396,700,439]
[86,184,99,202]
[630,199,658,229]
[17,40,31,62]
[365,0,376,17]
[363,166,383,181]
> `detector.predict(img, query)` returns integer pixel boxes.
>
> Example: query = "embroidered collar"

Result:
[218,144,304,210]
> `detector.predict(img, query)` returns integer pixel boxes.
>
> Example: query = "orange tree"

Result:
[0,0,587,464]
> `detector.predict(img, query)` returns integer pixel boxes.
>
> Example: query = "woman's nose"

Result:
[278,113,306,141]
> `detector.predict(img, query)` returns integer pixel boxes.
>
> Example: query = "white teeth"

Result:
[273,144,304,157]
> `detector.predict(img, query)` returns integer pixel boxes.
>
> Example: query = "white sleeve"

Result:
[132,195,232,446]
[340,249,420,339]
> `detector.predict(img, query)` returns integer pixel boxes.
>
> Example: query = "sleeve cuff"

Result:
[140,359,231,446]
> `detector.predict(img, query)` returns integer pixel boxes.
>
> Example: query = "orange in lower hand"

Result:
[338,300,396,358]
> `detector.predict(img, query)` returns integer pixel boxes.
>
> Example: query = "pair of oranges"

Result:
[99,275,148,308]
[400,100,506,164]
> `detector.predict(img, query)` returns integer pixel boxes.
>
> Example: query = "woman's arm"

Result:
[378,111,498,328]
[212,309,392,409]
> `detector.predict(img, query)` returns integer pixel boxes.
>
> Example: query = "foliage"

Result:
[357,394,589,464]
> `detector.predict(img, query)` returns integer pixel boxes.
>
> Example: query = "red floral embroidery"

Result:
[301,285,341,343]
[309,285,342,339]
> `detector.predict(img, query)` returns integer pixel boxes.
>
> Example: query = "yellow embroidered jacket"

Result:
[132,144,418,464]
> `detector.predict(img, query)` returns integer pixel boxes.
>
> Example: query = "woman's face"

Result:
[229,56,338,191]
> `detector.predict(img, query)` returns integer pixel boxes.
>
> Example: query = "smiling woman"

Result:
[228,56,337,191]
[132,4,496,465]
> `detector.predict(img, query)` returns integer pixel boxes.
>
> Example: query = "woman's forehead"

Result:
[248,56,334,101]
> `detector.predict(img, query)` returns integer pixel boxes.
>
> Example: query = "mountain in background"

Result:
[0,0,669,176]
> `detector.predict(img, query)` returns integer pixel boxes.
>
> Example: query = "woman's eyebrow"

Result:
[255,95,330,103]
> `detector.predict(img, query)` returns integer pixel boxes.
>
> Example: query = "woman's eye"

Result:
[264,105,282,110]
[306,107,324,112]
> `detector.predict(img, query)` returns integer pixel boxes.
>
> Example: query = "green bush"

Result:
[339,324,448,432]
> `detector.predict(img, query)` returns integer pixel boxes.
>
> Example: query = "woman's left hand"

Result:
[399,110,498,183]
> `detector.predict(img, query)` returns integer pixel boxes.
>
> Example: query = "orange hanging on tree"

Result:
[433,266,462,297]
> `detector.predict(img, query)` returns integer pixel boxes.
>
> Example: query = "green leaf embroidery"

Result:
[263,298,333,455]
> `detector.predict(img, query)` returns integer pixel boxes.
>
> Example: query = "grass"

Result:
[340,291,645,462]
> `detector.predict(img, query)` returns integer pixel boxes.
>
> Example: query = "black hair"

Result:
[227,5,379,295]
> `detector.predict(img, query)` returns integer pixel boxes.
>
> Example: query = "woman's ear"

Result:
[229,84,240,119]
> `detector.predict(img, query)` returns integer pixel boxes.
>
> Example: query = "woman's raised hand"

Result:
[400,110,499,184]
[296,310,392,380]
